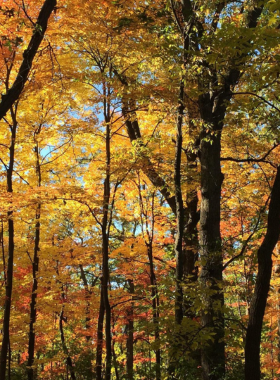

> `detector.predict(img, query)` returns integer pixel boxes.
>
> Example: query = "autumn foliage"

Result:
[0,1,280,380]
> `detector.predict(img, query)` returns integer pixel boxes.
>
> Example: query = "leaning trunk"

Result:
[245,167,280,380]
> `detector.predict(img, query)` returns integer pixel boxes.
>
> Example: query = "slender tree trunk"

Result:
[8,340,11,380]
[59,307,76,380]
[0,109,16,379]
[147,244,161,380]
[95,77,113,380]
[96,285,105,380]
[103,233,112,380]
[126,279,134,380]
[80,265,93,379]
[27,142,41,380]
[245,167,280,380]
[80,265,91,341]
[174,77,185,326]
[103,119,112,380]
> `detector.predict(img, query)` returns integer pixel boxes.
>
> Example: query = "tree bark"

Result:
[245,167,280,380]
[95,285,105,380]
[59,307,76,380]
[126,279,134,380]
[0,0,57,121]
[197,3,264,376]
[0,108,17,379]
[27,140,41,380]
[174,76,185,325]
[103,85,112,380]
[199,111,225,380]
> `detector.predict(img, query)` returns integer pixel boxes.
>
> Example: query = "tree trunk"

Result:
[80,265,91,341]
[59,307,76,380]
[103,94,112,380]
[147,244,161,380]
[245,167,280,380]
[0,109,16,379]
[174,77,185,325]
[126,279,134,380]
[27,142,41,380]
[199,117,225,380]
[0,0,57,120]
[96,285,105,380]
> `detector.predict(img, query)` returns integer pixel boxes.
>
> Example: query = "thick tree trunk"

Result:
[199,120,225,380]
[245,167,280,380]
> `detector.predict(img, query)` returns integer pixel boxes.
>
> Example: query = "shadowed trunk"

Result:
[126,279,134,380]
[245,167,280,380]
[0,0,57,120]
[59,307,76,380]
[96,285,105,380]
[27,140,41,380]
[0,108,17,379]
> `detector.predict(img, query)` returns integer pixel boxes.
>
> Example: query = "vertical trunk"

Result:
[112,343,120,380]
[80,265,91,341]
[27,142,41,380]
[103,118,112,380]
[147,244,161,380]
[275,260,280,363]
[8,340,11,380]
[102,78,112,379]
[198,89,226,380]
[56,262,76,380]
[126,279,134,380]
[95,77,112,380]
[79,265,93,379]
[0,109,16,379]
[59,307,76,380]
[174,77,185,326]
[197,5,263,376]
[245,167,280,380]
[169,35,188,379]
[103,232,111,380]
[96,285,105,380]
[199,125,224,380]
[183,110,200,280]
